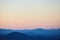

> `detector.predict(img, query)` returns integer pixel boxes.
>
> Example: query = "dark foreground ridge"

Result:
[0,32,60,40]
[1,32,34,40]
[0,28,60,40]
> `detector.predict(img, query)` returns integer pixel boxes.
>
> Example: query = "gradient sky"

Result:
[0,0,60,29]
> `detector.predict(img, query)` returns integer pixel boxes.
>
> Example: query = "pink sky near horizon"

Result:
[0,0,60,29]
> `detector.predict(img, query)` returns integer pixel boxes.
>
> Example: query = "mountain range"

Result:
[0,28,60,40]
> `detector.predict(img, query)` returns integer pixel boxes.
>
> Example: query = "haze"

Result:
[0,0,60,29]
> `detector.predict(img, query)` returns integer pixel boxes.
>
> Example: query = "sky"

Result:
[0,0,60,29]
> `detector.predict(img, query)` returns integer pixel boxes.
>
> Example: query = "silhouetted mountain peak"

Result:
[7,32,29,36]
[4,32,33,40]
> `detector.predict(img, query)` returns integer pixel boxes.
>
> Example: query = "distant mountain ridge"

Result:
[0,28,60,40]
[0,32,60,40]
[0,28,60,35]
[0,32,34,40]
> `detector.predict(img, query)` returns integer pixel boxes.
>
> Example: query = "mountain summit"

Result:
[4,32,33,40]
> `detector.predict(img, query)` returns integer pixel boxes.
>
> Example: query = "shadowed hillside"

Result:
[4,32,34,40]
[0,28,60,40]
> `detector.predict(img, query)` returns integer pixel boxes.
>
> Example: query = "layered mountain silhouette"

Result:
[0,29,14,35]
[4,32,34,40]
[0,28,60,40]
